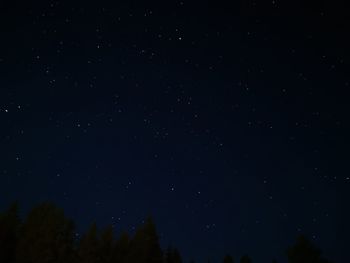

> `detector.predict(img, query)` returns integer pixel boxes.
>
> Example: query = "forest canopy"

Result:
[0,202,333,263]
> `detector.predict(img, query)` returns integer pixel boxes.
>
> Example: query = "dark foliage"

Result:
[166,246,182,263]
[0,202,20,263]
[240,255,252,263]
[223,254,234,263]
[0,203,334,263]
[287,235,333,263]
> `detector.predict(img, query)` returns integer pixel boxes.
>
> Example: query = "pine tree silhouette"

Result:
[287,235,333,263]
[223,254,234,263]
[99,225,114,263]
[0,202,20,263]
[126,217,163,263]
[113,231,130,263]
[166,246,182,263]
[240,255,252,263]
[15,202,75,263]
[78,222,99,263]
[0,202,336,263]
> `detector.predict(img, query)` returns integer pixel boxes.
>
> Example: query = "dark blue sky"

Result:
[0,1,348,262]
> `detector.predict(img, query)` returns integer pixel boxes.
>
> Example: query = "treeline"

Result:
[0,202,333,263]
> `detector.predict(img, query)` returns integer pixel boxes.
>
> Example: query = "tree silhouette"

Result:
[223,254,234,263]
[240,255,252,263]
[99,225,114,263]
[0,202,336,263]
[0,202,20,263]
[126,217,163,263]
[112,231,130,263]
[287,235,332,263]
[166,246,182,263]
[172,248,182,263]
[78,223,99,263]
[15,202,75,263]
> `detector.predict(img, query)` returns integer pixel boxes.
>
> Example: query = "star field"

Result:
[0,1,349,263]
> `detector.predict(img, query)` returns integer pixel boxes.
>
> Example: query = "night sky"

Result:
[0,1,349,263]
